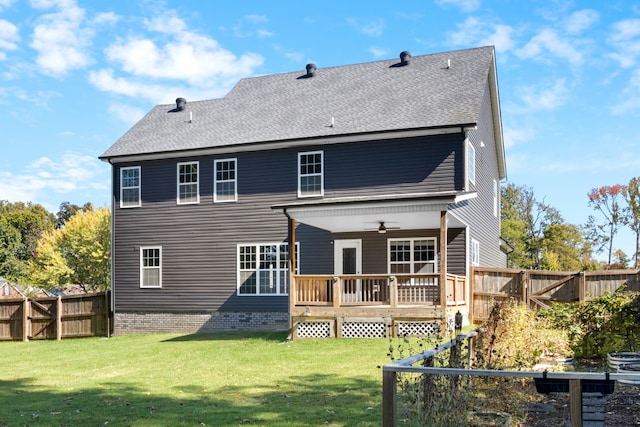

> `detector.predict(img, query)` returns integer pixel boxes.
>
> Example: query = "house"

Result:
[100,46,506,337]
[0,279,51,299]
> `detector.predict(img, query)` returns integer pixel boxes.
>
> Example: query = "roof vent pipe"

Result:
[305,63,317,77]
[176,98,186,111]
[400,51,411,66]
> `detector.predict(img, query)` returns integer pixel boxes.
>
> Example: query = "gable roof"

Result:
[100,46,504,178]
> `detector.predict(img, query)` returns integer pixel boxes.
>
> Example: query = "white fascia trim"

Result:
[103,126,465,164]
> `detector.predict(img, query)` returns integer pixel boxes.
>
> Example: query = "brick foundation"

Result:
[113,311,289,335]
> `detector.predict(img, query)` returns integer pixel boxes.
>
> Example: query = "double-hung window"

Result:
[214,158,237,202]
[140,246,162,288]
[389,238,437,286]
[177,161,199,204]
[298,151,323,197]
[120,166,141,208]
[238,243,298,296]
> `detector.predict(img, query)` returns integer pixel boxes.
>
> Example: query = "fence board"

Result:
[471,268,640,324]
[0,292,111,341]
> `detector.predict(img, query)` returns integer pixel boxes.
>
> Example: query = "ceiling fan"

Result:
[365,221,400,234]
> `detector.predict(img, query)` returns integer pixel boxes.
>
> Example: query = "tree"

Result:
[501,183,563,269]
[624,177,640,268]
[56,201,94,229]
[29,207,111,292]
[540,223,587,271]
[0,201,56,281]
[587,185,628,266]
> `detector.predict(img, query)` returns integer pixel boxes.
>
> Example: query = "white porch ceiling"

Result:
[275,192,474,233]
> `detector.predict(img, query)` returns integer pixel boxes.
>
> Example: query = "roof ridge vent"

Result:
[400,51,411,66]
[176,98,186,111]
[306,63,317,77]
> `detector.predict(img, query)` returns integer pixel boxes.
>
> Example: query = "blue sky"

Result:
[1,0,639,259]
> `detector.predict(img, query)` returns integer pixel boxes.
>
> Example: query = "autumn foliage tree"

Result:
[29,207,111,292]
[587,185,628,266]
[624,177,640,268]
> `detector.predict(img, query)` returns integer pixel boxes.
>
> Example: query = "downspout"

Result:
[107,158,115,336]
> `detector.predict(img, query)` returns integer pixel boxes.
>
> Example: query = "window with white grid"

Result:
[238,243,298,296]
[214,158,237,202]
[140,246,162,288]
[177,161,199,204]
[298,151,323,197]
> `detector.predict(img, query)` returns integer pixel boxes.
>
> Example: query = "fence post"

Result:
[56,296,63,340]
[578,272,586,302]
[382,368,397,427]
[569,379,583,427]
[22,298,29,341]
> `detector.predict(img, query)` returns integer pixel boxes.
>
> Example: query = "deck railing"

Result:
[292,274,466,307]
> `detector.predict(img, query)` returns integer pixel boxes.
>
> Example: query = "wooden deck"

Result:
[290,273,467,338]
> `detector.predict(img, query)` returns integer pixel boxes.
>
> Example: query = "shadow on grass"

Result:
[0,373,380,426]
[162,330,290,343]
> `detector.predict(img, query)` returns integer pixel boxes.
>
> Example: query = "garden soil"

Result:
[523,383,640,426]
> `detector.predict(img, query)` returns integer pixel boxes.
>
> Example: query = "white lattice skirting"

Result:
[294,319,444,339]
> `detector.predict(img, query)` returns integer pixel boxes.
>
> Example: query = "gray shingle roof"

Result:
[100,46,497,159]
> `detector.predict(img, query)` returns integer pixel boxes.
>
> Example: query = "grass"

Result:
[0,332,393,426]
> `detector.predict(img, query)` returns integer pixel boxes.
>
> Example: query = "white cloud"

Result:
[220,14,272,38]
[0,0,16,10]
[347,18,384,37]
[435,0,480,13]
[516,79,569,112]
[611,68,640,115]
[502,126,535,149]
[0,19,20,51]
[29,0,94,76]
[88,69,194,104]
[244,14,268,24]
[607,19,640,68]
[93,12,120,26]
[446,17,514,53]
[144,10,187,35]
[515,28,584,65]
[563,9,599,35]
[368,46,389,58]
[107,102,147,126]
[0,152,109,208]
[102,29,263,87]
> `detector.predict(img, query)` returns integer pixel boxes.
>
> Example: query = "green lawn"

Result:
[0,332,392,426]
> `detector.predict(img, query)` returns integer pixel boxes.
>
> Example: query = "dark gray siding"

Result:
[112,132,466,313]
[450,82,506,268]
[334,228,465,275]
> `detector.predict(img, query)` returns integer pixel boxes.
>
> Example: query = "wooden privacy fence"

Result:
[0,292,111,341]
[472,268,640,324]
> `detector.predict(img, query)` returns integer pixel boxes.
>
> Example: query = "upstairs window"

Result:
[298,151,323,197]
[140,246,162,288]
[471,239,480,266]
[493,179,498,217]
[468,140,476,185]
[177,161,199,204]
[120,166,140,208]
[214,159,237,202]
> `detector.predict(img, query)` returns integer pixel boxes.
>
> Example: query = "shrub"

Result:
[475,299,571,370]
[539,286,640,357]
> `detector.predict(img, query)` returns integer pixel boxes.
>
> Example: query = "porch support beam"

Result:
[287,212,296,332]
[440,211,447,309]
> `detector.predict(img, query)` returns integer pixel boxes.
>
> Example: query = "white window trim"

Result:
[214,158,237,203]
[140,246,162,288]
[387,237,438,274]
[297,150,324,198]
[493,179,498,217]
[471,238,480,266]
[120,166,141,208]
[468,140,476,186]
[237,242,299,296]
[177,161,200,205]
